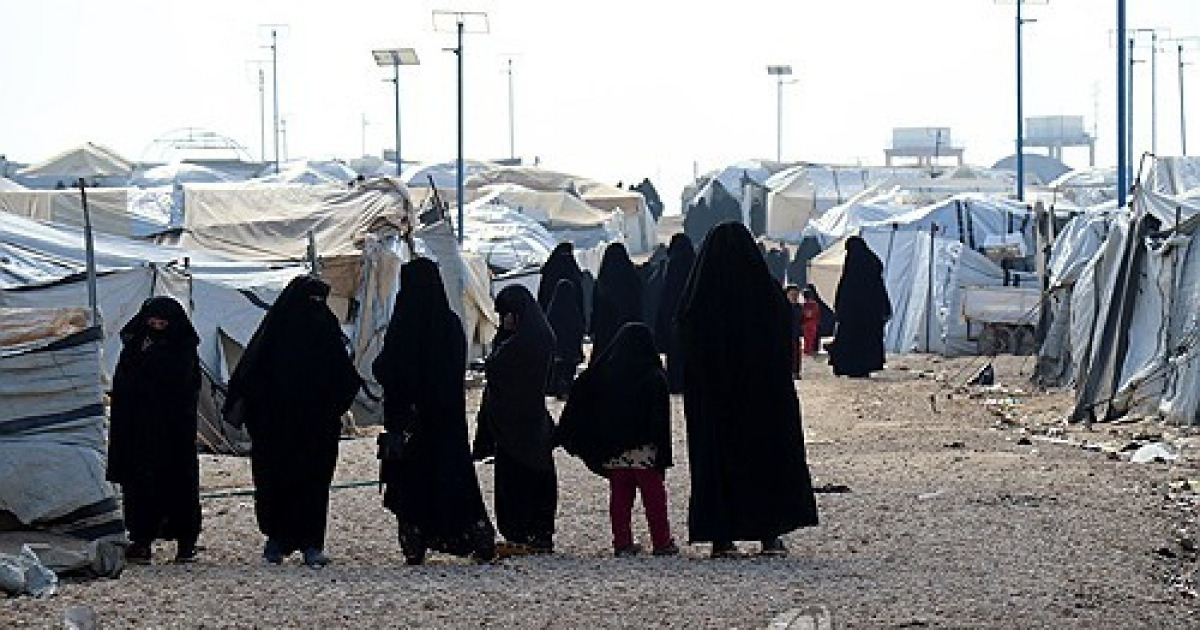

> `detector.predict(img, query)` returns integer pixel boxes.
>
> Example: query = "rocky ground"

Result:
[4,353,1199,628]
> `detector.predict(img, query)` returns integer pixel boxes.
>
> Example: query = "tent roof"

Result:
[465,166,645,214]
[133,162,233,187]
[0,177,26,191]
[16,142,133,179]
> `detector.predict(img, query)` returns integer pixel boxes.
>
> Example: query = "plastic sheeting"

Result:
[0,308,125,540]
[0,188,171,238]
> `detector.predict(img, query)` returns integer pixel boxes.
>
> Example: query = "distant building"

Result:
[1023,115,1096,167]
[885,127,964,168]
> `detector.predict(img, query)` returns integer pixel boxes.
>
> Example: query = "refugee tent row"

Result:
[807,194,1038,357]
[1034,160,1200,426]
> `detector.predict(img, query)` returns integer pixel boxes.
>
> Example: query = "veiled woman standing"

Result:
[224,275,361,568]
[653,233,696,393]
[537,242,585,314]
[545,279,585,400]
[589,242,644,360]
[372,258,495,565]
[473,285,558,555]
[828,236,891,378]
[678,221,819,557]
[107,296,202,564]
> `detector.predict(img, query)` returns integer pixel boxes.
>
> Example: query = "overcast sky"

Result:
[1,0,1196,199]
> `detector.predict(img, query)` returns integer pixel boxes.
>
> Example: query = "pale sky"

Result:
[1,0,1197,200]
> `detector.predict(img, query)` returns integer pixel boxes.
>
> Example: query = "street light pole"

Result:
[272,29,280,175]
[507,57,516,161]
[434,10,489,243]
[1166,37,1199,156]
[766,65,793,162]
[1016,0,1025,201]
[372,48,420,176]
[1117,1,1127,207]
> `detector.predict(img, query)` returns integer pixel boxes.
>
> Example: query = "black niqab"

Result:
[829,236,891,377]
[107,296,202,546]
[589,242,644,361]
[678,221,819,542]
[372,258,494,558]
[557,323,672,477]
[537,242,585,315]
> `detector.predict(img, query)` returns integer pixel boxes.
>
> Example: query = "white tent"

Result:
[15,142,133,182]
[0,188,171,238]
[764,165,920,241]
[253,159,358,186]
[0,177,26,191]
[403,160,498,190]
[132,162,233,188]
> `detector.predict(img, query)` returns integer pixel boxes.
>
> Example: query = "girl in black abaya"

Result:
[590,242,644,361]
[557,323,677,556]
[108,296,202,564]
[545,279,585,400]
[473,285,558,555]
[678,221,819,557]
[224,275,361,568]
[828,236,891,378]
[372,258,496,565]
[654,233,696,393]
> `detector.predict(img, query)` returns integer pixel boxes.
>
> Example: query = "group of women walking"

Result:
[105,220,881,567]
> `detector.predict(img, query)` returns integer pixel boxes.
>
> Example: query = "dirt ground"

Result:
[4,353,1199,628]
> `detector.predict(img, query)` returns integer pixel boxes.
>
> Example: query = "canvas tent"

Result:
[1036,176,1200,426]
[131,162,233,188]
[0,188,171,238]
[0,308,126,542]
[15,142,133,186]
[763,165,920,242]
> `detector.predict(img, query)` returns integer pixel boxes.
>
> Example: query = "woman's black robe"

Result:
[545,279,585,399]
[653,233,696,393]
[589,242,644,361]
[372,258,495,560]
[828,236,892,377]
[224,275,361,554]
[678,221,819,543]
[473,285,558,548]
[107,296,202,548]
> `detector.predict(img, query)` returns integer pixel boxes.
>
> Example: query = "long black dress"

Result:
[590,242,644,361]
[828,236,892,377]
[678,221,819,544]
[372,258,495,564]
[557,322,672,478]
[654,233,696,393]
[473,285,558,550]
[224,275,361,560]
[545,279,585,400]
[107,296,202,555]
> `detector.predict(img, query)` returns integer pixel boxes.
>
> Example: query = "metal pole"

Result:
[1151,31,1159,155]
[394,63,402,175]
[1117,0,1127,208]
[1128,38,1136,184]
[1181,44,1189,156]
[507,58,515,161]
[271,29,281,174]
[456,19,465,243]
[1016,1,1025,201]
[78,178,101,328]
[258,68,266,163]
[776,75,783,162]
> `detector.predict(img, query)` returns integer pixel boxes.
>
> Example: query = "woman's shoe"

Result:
[126,542,152,565]
[710,541,739,558]
[652,542,680,557]
[613,543,643,558]
[302,548,330,568]
[262,539,285,565]
[760,538,788,557]
[174,543,198,564]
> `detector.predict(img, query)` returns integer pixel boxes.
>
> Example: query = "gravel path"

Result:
[4,354,1197,628]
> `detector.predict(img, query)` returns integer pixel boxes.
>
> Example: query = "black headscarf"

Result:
[224,275,361,429]
[537,242,584,314]
[557,322,672,477]
[655,233,696,393]
[545,279,585,364]
[678,221,819,542]
[108,296,201,485]
[589,242,644,361]
[829,236,891,377]
[474,285,556,471]
[786,236,823,287]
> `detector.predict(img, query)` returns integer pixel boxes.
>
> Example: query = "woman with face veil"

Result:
[828,236,891,378]
[372,258,496,565]
[107,296,202,564]
[590,242,644,361]
[473,285,558,555]
[224,275,361,568]
[537,242,585,315]
[545,279,585,400]
[653,233,696,393]
[678,222,819,557]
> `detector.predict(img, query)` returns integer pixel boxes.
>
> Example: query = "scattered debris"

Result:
[1130,443,1178,464]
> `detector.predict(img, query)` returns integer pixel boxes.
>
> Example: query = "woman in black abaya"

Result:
[473,285,558,554]
[372,258,496,565]
[828,236,891,378]
[537,242,585,314]
[108,296,202,564]
[545,279,585,400]
[653,233,696,393]
[224,275,362,568]
[589,242,644,361]
[678,221,819,557]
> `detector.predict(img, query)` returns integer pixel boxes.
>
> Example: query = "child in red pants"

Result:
[556,322,677,556]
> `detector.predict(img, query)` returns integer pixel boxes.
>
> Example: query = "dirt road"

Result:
[5,354,1197,628]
